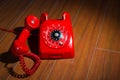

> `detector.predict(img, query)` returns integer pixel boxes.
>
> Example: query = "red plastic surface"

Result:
[11,15,40,75]
[39,12,74,59]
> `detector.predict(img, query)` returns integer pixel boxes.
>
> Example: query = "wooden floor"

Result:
[0,0,120,80]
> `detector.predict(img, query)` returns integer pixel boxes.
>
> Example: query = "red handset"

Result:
[11,15,40,75]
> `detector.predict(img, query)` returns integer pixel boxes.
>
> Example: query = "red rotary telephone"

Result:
[11,12,74,75]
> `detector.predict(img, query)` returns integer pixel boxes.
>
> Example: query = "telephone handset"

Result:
[11,12,74,75]
[11,15,40,75]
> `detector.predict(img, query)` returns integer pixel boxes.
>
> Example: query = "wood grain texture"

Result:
[97,0,120,51]
[87,49,120,80]
[0,0,32,40]
[0,0,120,80]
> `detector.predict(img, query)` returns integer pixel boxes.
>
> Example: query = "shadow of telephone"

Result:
[11,12,74,75]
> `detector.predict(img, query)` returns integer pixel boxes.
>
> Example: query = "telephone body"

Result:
[11,12,74,75]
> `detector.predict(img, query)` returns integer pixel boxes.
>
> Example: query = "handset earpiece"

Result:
[11,15,40,75]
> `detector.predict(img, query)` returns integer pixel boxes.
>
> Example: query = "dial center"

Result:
[51,30,61,41]
[54,32,59,37]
